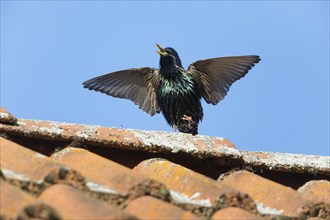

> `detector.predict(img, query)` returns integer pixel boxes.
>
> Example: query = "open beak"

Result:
[156,43,167,55]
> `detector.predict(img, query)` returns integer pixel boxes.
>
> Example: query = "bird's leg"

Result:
[173,125,177,133]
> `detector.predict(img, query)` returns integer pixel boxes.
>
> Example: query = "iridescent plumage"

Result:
[83,44,260,135]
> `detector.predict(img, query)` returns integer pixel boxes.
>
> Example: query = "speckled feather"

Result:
[156,65,203,135]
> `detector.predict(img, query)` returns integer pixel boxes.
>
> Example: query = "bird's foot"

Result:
[181,115,193,127]
[181,115,192,121]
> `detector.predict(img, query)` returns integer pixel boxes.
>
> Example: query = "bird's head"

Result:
[156,43,183,68]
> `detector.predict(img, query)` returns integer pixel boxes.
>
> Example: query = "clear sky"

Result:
[1,1,329,155]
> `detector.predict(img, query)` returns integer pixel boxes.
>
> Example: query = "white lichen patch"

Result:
[131,129,238,157]
[220,146,241,156]
[242,151,330,172]
[76,125,98,139]
[190,192,201,200]
[132,130,199,153]
[17,120,27,126]
[0,112,9,118]
[256,201,283,215]
[169,190,212,207]
[34,152,47,158]
[1,169,43,184]
[86,181,118,194]
[37,123,63,136]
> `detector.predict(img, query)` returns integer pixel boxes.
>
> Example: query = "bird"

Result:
[83,44,260,135]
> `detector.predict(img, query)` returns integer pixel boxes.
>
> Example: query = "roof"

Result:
[0,106,329,220]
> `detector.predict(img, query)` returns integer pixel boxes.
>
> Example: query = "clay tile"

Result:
[125,196,201,220]
[306,218,327,220]
[38,184,137,220]
[220,170,314,217]
[0,180,36,219]
[16,202,61,220]
[0,116,238,161]
[297,203,330,219]
[241,151,330,175]
[211,207,262,220]
[0,137,62,184]
[134,158,241,206]
[51,147,157,197]
[0,107,18,125]
[298,180,330,204]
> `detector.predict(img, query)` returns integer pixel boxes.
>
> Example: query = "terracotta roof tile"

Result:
[0,137,88,196]
[17,204,61,220]
[297,203,330,220]
[0,117,236,156]
[307,218,328,220]
[240,150,330,176]
[134,158,257,217]
[38,184,136,219]
[0,137,61,181]
[51,147,170,205]
[298,180,330,204]
[220,170,315,217]
[0,137,65,193]
[0,107,329,220]
[2,117,328,177]
[0,180,36,219]
[211,207,263,220]
[0,107,18,125]
[125,196,201,220]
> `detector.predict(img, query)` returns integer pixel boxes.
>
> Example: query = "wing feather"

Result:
[188,56,260,104]
[83,68,160,115]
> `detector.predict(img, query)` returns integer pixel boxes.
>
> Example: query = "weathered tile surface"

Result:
[298,180,330,204]
[51,147,167,202]
[0,107,17,125]
[39,184,136,220]
[0,107,329,220]
[134,158,236,206]
[0,137,62,184]
[220,170,315,216]
[133,158,257,217]
[0,180,36,219]
[1,117,329,176]
[211,207,262,220]
[125,196,200,220]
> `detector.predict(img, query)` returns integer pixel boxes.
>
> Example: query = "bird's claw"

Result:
[181,115,192,121]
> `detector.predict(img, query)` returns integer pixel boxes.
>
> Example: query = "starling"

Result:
[83,44,260,135]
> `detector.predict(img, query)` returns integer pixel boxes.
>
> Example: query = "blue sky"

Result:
[1,1,329,155]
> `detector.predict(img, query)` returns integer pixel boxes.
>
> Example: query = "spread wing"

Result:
[187,56,260,105]
[83,67,160,115]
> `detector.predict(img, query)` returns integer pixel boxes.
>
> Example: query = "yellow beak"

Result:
[156,43,167,55]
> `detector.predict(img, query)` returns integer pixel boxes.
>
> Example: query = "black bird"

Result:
[83,44,260,135]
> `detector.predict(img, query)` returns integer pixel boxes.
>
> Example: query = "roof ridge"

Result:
[1,117,329,176]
